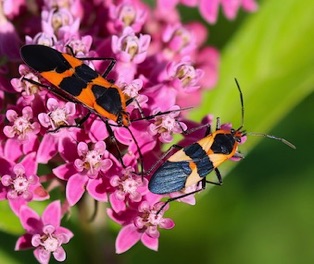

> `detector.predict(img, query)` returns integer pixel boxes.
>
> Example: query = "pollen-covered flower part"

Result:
[0,0,256,260]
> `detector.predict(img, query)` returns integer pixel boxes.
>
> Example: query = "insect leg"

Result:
[156,177,207,215]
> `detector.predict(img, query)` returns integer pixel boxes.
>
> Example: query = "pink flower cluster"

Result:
[0,0,256,262]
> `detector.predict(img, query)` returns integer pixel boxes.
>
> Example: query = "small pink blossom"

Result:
[43,0,84,20]
[74,141,113,178]
[162,24,196,59]
[2,164,38,202]
[166,56,204,92]
[63,35,93,57]
[41,8,80,38]
[15,201,73,264]
[38,98,76,130]
[25,32,58,46]
[112,27,151,63]
[108,199,175,253]
[53,141,116,206]
[108,1,148,33]
[0,152,49,215]
[11,65,42,96]
[109,167,148,212]
[120,78,148,109]
[4,106,41,141]
[148,105,187,143]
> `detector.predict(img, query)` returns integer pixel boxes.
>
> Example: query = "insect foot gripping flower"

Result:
[15,201,73,264]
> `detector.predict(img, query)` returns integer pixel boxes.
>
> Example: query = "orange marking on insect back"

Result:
[185,162,202,187]
[208,153,232,168]
[62,53,83,68]
[196,133,215,152]
[41,69,74,87]
[92,76,112,87]
[75,83,97,107]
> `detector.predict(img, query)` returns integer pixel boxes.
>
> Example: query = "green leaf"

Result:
[0,202,23,235]
[190,0,314,154]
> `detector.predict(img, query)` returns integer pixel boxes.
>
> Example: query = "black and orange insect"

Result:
[20,44,180,172]
[148,79,295,214]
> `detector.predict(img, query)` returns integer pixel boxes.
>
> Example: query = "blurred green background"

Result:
[1,0,314,263]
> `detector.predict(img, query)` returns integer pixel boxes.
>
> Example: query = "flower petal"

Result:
[42,200,61,227]
[15,234,33,250]
[86,178,108,202]
[141,232,158,251]
[116,224,141,254]
[36,134,58,163]
[19,205,42,233]
[66,174,88,206]
[20,152,37,175]
[109,193,126,213]
[53,246,66,262]
[53,163,76,181]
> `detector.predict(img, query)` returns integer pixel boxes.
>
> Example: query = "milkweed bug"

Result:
[20,44,185,173]
[148,79,296,214]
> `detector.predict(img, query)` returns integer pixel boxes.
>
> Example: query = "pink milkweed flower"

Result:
[166,56,204,93]
[109,167,149,213]
[62,35,93,57]
[38,98,77,131]
[111,26,151,64]
[4,106,41,142]
[162,24,196,59]
[25,32,58,46]
[36,98,79,163]
[108,1,148,33]
[108,199,175,253]
[43,0,84,20]
[41,8,80,38]
[120,78,148,109]
[148,105,187,143]
[15,200,73,264]
[11,65,43,99]
[0,152,49,215]
[53,141,116,206]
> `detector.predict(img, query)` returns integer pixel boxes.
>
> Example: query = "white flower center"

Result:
[14,117,30,134]
[13,176,29,193]
[43,236,59,252]
[122,178,138,193]
[50,108,67,125]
